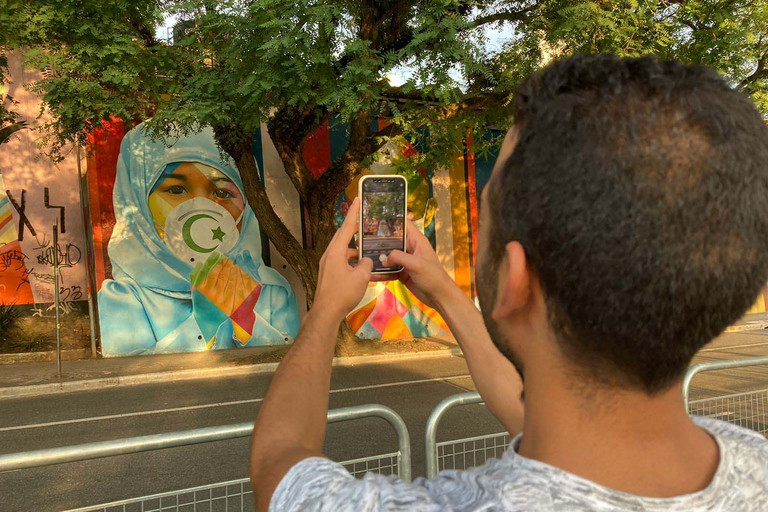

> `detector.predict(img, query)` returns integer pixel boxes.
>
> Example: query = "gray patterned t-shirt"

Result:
[270,418,768,511]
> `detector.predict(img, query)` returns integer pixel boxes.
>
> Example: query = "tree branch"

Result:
[467,4,538,30]
[267,107,329,201]
[0,121,26,145]
[218,128,310,282]
[316,112,374,201]
[738,47,768,89]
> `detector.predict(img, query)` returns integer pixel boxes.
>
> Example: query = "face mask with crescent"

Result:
[161,197,242,266]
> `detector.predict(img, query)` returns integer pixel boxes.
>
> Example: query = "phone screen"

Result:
[361,177,406,273]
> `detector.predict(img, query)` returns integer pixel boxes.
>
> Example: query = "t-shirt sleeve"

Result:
[269,457,443,512]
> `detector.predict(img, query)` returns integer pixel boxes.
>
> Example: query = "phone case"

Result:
[358,175,408,274]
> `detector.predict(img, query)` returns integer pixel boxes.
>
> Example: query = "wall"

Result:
[82,116,467,355]
[4,56,765,358]
[0,52,87,317]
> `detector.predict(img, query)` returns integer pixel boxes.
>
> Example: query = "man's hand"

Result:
[381,219,525,437]
[378,219,459,309]
[314,197,374,321]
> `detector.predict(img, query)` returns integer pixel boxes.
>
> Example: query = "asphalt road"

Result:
[0,330,766,512]
[0,354,496,511]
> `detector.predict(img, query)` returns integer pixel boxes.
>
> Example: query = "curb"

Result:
[725,321,768,333]
[0,346,463,401]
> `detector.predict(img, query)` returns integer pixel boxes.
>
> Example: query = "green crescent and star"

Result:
[182,213,227,253]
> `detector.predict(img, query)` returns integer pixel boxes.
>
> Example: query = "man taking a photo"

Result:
[250,54,768,511]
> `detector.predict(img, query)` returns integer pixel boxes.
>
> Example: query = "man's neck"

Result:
[517,367,720,498]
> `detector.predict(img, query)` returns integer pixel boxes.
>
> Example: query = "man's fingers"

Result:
[384,250,419,271]
[346,248,360,261]
[354,257,373,275]
[334,197,361,249]
[405,220,427,252]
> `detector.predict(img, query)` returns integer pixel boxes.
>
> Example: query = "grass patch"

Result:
[0,310,91,354]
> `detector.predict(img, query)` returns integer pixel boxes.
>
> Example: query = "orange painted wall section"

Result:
[448,153,473,298]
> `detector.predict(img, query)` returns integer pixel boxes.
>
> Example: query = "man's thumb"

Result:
[355,257,374,275]
[384,250,418,270]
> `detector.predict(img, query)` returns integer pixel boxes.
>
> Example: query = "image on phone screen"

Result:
[361,177,406,273]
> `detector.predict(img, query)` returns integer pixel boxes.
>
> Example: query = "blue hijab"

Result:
[108,122,294,297]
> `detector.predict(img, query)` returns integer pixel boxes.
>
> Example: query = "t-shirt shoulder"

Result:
[270,422,768,512]
[269,457,444,512]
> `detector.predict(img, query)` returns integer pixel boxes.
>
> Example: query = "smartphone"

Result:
[358,175,407,274]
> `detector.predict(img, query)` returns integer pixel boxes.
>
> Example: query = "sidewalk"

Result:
[725,312,768,332]
[0,338,460,399]
[1,310,764,401]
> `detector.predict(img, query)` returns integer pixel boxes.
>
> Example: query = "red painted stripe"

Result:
[303,121,332,179]
[87,117,125,287]
[400,140,429,181]
[0,213,12,232]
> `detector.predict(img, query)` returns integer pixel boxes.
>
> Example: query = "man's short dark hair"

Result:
[489,54,768,393]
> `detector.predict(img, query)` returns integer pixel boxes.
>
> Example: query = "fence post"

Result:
[425,392,482,479]
[328,404,411,482]
[76,143,100,359]
[53,221,61,378]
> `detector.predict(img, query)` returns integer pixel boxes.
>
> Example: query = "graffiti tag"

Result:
[34,242,82,268]
[5,189,37,242]
[0,249,28,271]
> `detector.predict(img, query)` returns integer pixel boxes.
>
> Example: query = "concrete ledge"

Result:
[725,321,768,333]
[0,349,91,365]
[0,346,463,401]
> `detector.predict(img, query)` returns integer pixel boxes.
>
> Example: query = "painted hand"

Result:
[191,252,262,346]
[379,219,458,309]
[313,197,374,322]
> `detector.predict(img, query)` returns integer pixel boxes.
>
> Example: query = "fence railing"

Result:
[425,392,502,479]
[683,355,768,437]
[3,357,766,507]
[0,404,410,512]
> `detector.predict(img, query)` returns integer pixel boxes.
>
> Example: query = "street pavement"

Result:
[0,330,767,512]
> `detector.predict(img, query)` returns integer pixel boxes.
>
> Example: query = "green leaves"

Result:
[5,0,767,167]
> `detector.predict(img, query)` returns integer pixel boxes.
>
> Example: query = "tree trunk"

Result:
[304,190,369,355]
[223,129,367,354]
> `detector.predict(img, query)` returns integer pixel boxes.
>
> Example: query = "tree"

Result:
[4,0,767,350]
[0,53,25,145]
[0,3,25,145]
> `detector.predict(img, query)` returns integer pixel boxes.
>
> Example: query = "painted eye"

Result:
[214,189,235,199]
[164,185,186,195]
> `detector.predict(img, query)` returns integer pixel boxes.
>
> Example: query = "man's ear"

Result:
[492,241,531,322]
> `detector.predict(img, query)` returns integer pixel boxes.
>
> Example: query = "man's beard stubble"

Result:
[476,255,526,388]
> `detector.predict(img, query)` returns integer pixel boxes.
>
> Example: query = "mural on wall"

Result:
[338,141,449,340]
[5,52,767,359]
[96,122,300,357]
[0,171,35,304]
[0,53,88,314]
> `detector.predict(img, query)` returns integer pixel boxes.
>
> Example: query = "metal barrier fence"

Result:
[683,355,768,437]
[424,392,503,479]
[0,404,410,512]
[426,355,768,478]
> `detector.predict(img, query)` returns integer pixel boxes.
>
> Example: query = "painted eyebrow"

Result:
[211,176,234,184]
[162,173,188,182]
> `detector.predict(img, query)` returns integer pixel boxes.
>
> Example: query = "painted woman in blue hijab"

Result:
[99,122,300,357]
